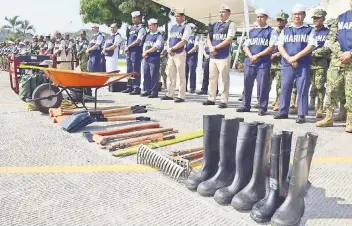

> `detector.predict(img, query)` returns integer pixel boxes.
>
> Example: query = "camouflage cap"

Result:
[312,9,327,18]
[276,10,289,20]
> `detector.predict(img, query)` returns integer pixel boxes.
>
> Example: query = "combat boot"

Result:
[315,99,323,118]
[197,118,243,197]
[185,114,224,190]
[271,136,310,226]
[335,103,347,121]
[273,99,280,112]
[214,122,262,205]
[308,97,315,110]
[231,124,273,211]
[345,112,352,133]
[316,108,333,127]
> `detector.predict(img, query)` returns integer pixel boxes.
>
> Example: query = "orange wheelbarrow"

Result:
[23,66,138,113]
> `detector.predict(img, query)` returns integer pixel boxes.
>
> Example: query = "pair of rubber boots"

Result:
[185,115,275,211]
[251,132,318,226]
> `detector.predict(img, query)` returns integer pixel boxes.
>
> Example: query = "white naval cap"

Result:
[188,23,196,28]
[292,4,307,13]
[255,8,270,16]
[19,42,25,45]
[91,23,99,28]
[174,8,185,14]
[131,11,141,17]
[148,18,158,25]
[220,4,230,11]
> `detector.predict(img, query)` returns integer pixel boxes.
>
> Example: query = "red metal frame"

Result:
[8,54,56,94]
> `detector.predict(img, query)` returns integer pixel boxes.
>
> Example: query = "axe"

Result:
[94,127,177,145]
[49,105,146,118]
[83,122,160,142]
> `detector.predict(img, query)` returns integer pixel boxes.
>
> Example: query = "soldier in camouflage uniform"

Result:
[159,44,168,90]
[77,31,89,72]
[38,35,45,53]
[30,36,40,54]
[309,9,331,118]
[316,2,352,133]
[269,10,289,111]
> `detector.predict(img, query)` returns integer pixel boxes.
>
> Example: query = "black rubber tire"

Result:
[32,83,63,114]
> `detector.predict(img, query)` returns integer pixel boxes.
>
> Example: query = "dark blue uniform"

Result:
[126,25,145,93]
[201,46,210,92]
[185,35,198,91]
[241,26,274,113]
[143,32,164,96]
[88,32,104,72]
[278,25,315,118]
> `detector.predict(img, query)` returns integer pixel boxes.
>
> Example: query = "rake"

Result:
[136,145,205,181]
[137,145,192,181]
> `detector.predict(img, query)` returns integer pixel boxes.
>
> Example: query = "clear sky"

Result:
[0,0,321,35]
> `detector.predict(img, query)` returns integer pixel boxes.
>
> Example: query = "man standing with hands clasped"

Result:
[236,8,277,115]
[141,18,165,98]
[161,8,192,103]
[273,4,317,123]
[102,23,123,73]
[202,4,236,109]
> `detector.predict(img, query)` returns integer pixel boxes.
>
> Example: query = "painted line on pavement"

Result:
[1,156,352,174]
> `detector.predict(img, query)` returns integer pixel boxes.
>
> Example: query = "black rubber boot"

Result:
[214,121,262,205]
[271,136,310,226]
[185,114,224,191]
[231,123,274,211]
[250,134,282,223]
[197,117,244,197]
[304,132,318,194]
[279,131,293,200]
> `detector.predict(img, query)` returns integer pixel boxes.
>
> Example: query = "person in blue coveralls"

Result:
[141,18,165,98]
[236,8,278,116]
[273,4,317,123]
[185,23,199,93]
[86,24,104,72]
[123,11,147,95]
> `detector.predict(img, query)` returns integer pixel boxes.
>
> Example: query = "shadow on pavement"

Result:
[302,186,352,225]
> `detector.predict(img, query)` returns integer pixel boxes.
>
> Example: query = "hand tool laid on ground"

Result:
[61,110,151,133]
[170,146,203,157]
[82,122,160,141]
[137,145,188,181]
[107,132,177,151]
[49,105,146,118]
[94,128,176,145]
[171,151,204,177]
[117,130,203,158]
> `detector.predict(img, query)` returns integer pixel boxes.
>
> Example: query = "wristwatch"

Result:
[171,48,175,52]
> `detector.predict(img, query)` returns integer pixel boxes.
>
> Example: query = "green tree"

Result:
[1,16,21,33]
[17,20,35,38]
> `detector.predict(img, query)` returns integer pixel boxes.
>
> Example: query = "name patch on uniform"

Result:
[213,33,227,41]
[249,38,269,46]
[338,22,352,30]
[316,35,327,42]
[144,41,155,47]
[169,32,183,38]
[284,34,308,43]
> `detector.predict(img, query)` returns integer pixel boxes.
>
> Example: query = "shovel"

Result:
[61,110,150,133]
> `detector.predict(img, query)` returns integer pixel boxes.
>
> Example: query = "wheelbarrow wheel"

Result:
[32,83,63,113]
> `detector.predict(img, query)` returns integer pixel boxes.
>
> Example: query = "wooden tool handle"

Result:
[171,146,203,156]
[95,128,176,145]
[182,151,203,160]
[103,110,132,117]
[109,133,164,150]
[95,122,160,136]
[104,116,150,122]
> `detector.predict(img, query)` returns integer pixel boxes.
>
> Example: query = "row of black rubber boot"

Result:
[185,114,318,226]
